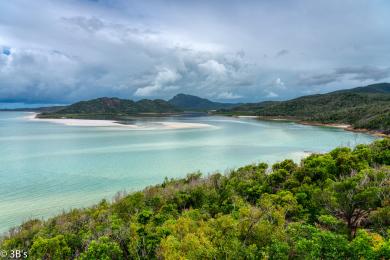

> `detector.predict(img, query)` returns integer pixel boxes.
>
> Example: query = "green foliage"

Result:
[38,97,181,119]
[79,236,123,260]
[1,139,389,259]
[168,93,236,111]
[30,235,71,259]
[219,83,390,132]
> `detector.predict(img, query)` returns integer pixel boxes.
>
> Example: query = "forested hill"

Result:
[334,82,390,94]
[35,83,390,131]
[219,83,390,133]
[169,93,238,110]
[1,139,390,259]
[38,97,181,119]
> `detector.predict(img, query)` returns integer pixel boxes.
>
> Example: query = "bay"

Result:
[0,112,376,233]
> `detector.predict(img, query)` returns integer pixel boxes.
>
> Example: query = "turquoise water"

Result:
[0,112,376,233]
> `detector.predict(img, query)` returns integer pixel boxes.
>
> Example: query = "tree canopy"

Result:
[1,139,390,259]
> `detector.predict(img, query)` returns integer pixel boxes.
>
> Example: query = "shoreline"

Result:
[23,112,388,137]
[298,121,388,137]
[24,113,213,130]
[233,115,388,137]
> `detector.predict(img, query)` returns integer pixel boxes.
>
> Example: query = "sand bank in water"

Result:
[236,115,259,118]
[25,113,212,130]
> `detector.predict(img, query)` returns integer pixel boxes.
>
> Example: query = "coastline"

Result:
[25,112,387,136]
[24,113,213,130]
[0,111,379,235]
[233,115,388,137]
[299,121,388,137]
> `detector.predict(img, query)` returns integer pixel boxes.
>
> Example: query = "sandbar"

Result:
[24,113,212,130]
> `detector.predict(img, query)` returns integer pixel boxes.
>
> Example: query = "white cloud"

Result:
[1,0,390,103]
[134,67,181,97]
[198,60,227,76]
[266,91,278,98]
[216,91,242,100]
[274,78,285,89]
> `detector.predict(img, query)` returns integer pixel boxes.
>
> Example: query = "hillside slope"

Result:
[169,93,238,110]
[219,83,390,133]
[1,139,389,259]
[335,82,390,94]
[38,97,181,119]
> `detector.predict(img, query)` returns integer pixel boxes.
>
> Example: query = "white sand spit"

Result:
[157,122,211,129]
[25,113,212,130]
[236,116,258,118]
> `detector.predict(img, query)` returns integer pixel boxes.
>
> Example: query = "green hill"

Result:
[219,83,390,133]
[335,82,390,94]
[38,97,181,119]
[1,139,389,259]
[35,83,390,131]
[169,93,238,111]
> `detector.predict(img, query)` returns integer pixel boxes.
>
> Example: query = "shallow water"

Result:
[0,112,376,232]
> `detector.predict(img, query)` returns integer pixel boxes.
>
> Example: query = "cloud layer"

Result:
[1,0,390,104]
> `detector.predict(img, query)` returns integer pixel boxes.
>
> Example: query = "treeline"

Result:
[1,139,390,259]
[218,84,390,133]
[38,97,181,119]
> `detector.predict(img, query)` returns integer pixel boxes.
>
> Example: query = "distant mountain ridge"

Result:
[168,93,238,110]
[219,83,390,133]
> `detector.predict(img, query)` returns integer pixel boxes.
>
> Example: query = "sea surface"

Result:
[0,112,377,233]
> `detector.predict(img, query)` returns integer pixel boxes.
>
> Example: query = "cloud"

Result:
[62,16,104,33]
[0,0,390,104]
[335,66,390,81]
[0,47,82,103]
[134,67,181,97]
[297,73,341,86]
[258,77,286,99]
[2,47,11,56]
[266,91,278,98]
[275,49,289,57]
[216,91,242,100]
[298,66,390,87]
[133,51,254,98]
[274,78,285,89]
[198,60,227,76]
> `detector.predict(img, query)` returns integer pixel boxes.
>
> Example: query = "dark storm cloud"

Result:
[335,66,390,81]
[298,66,390,87]
[0,0,390,104]
[297,73,342,86]
[62,16,105,33]
[275,49,289,58]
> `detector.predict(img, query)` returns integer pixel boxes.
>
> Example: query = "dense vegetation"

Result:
[219,83,390,133]
[168,94,237,111]
[1,139,390,259]
[38,97,181,119]
[35,84,390,134]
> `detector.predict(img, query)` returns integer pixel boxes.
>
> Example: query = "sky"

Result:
[0,0,390,106]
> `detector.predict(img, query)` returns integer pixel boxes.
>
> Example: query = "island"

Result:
[37,97,182,120]
[31,83,390,136]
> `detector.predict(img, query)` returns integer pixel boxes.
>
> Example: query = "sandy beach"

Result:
[24,113,212,130]
[234,115,387,137]
[236,115,259,118]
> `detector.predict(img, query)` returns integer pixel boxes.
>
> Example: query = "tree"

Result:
[30,235,71,259]
[79,236,123,260]
[323,168,389,238]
